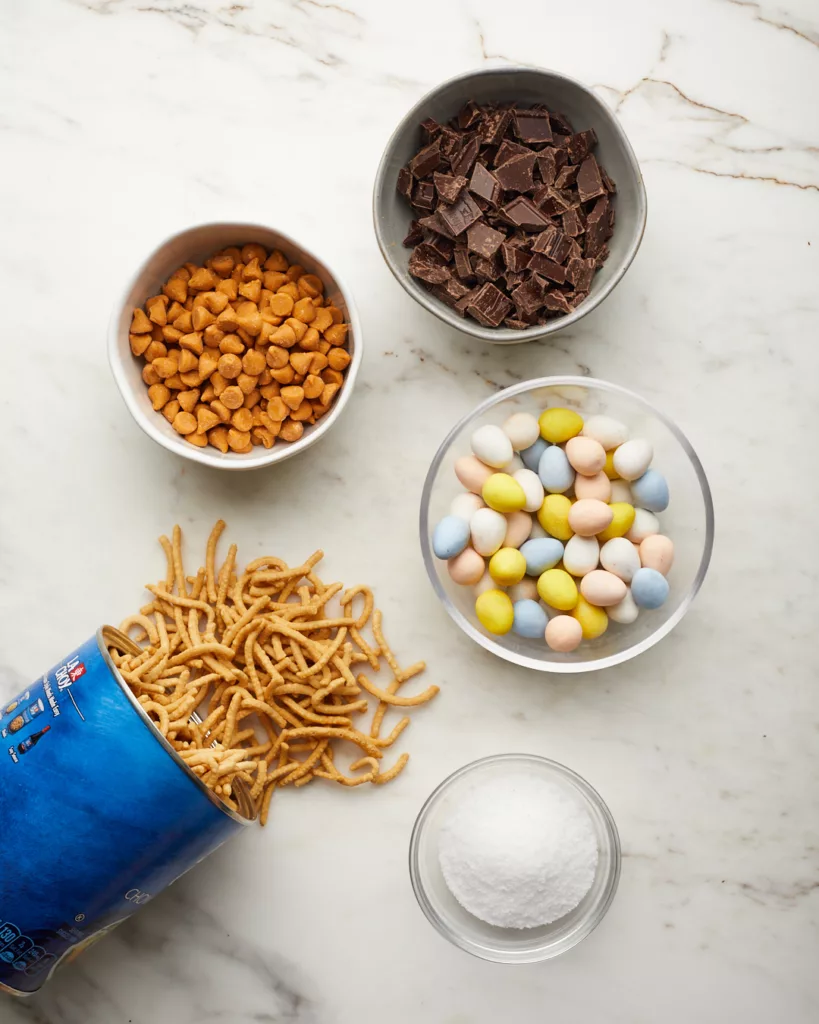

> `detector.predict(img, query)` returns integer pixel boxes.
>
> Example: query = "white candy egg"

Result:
[600,537,641,583]
[608,588,640,624]
[470,508,508,556]
[450,492,485,521]
[625,508,660,544]
[581,415,629,450]
[609,479,633,504]
[562,535,600,578]
[502,412,540,451]
[612,438,653,481]
[473,571,499,597]
[471,425,513,468]
[512,468,545,513]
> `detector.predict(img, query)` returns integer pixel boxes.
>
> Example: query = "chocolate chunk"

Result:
[554,165,579,189]
[514,110,553,144]
[417,211,455,239]
[566,237,583,261]
[501,196,550,230]
[601,167,617,193]
[504,270,527,290]
[562,208,586,237]
[397,167,413,199]
[549,111,573,135]
[437,191,483,236]
[424,232,454,262]
[458,100,482,130]
[454,245,475,280]
[576,155,606,203]
[494,140,532,167]
[467,222,506,259]
[433,172,468,204]
[566,257,596,291]
[494,151,537,193]
[543,290,573,314]
[568,129,597,165]
[408,244,450,285]
[466,282,513,327]
[480,108,512,146]
[473,251,504,281]
[410,139,442,179]
[419,118,441,144]
[584,195,610,257]
[532,225,572,264]
[450,134,481,178]
[503,318,531,330]
[412,181,436,210]
[536,149,558,186]
[566,290,589,309]
[403,220,423,248]
[537,186,577,216]
[512,275,546,316]
[438,127,462,160]
[528,253,567,283]
[429,277,472,307]
[501,242,531,272]
[595,244,610,266]
[469,162,502,206]
[454,286,480,316]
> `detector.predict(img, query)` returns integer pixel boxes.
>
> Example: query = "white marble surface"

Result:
[1,0,818,1020]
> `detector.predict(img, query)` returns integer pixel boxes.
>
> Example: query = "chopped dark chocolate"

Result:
[408,244,450,285]
[473,251,504,281]
[417,211,455,239]
[433,172,468,204]
[514,110,553,144]
[450,134,481,178]
[511,275,546,316]
[403,220,424,248]
[532,226,572,264]
[454,286,480,317]
[480,108,512,146]
[568,129,597,165]
[566,237,583,261]
[419,118,441,143]
[412,181,436,210]
[503,318,531,330]
[493,139,532,167]
[437,191,483,236]
[528,253,567,283]
[438,127,462,160]
[467,221,506,259]
[504,270,527,290]
[549,110,573,135]
[502,196,551,230]
[397,167,413,199]
[538,186,577,216]
[458,100,482,130]
[409,139,442,179]
[424,231,454,262]
[566,257,596,292]
[501,242,531,272]
[466,282,512,327]
[536,149,558,186]
[583,195,610,257]
[429,277,472,307]
[601,167,617,193]
[469,162,502,206]
[595,244,610,266]
[562,208,586,237]
[554,165,579,189]
[454,245,475,280]
[494,151,537,193]
[576,154,606,203]
[543,291,573,314]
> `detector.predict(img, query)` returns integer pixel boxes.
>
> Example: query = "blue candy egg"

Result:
[520,437,548,472]
[519,537,564,576]
[512,599,548,639]
[630,469,669,513]
[631,567,670,609]
[537,445,575,494]
[432,515,470,560]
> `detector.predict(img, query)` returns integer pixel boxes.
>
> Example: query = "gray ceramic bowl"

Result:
[373,67,647,345]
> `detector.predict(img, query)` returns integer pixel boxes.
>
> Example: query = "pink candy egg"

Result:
[567,499,613,537]
[580,569,627,607]
[565,436,606,476]
[545,615,583,652]
[504,510,533,549]
[573,471,612,502]
[639,534,674,575]
[455,455,494,494]
[447,547,486,586]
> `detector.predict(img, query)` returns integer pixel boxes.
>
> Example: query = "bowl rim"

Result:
[408,752,622,963]
[419,375,715,672]
[107,220,363,471]
[372,65,647,346]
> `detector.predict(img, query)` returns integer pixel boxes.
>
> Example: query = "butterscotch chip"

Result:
[297,274,323,298]
[268,293,293,317]
[324,324,348,345]
[162,326,183,343]
[279,419,304,442]
[221,385,244,410]
[217,278,238,301]
[242,258,263,283]
[153,357,178,379]
[277,281,300,302]
[162,276,188,303]
[289,351,313,376]
[192,306,216,331]
[188,267,218,291]
[200,384,216,403]
[143,365,161,387]
[196,406,220,433]
[144,340,167,362]
[146,296,168,325]
[321,368,344,386]
[218,353,242,380]
[286,264,305,282]
[178,389,200,413]
[131,307,153,333]
[210,399,231,424]
[242,349,266,376]
[219,334,244,355]
[130,333,151,357]
[264,249,289,272]
[264,271,288,292]
[299,328,320,352]
[178,350,199,374]
[208,426,229,452]
[309,353,328,374]
[311,307,333,334]
[227,428,251,451]
[328,347,351,371]
[217,307,241,331]
[270,366,295,385]
[210,254,234,277]
[259,410,283,434]
[290,400,313,422]
[180,370,202,388]
[162,399,181,423]
[260,383,281,401]
[302,374,324,400]
[280,385,305,411]
[251,426,276,448]
[317,340,331,355]
[232,408,253,432]
[210,371,229,397]
[165,373,185,390]
[148,383,171,411]
[239,279,261,303]
[266,396,288,421]
[186,432,209,448]
[270,324,297,349]
[203,325,225,348]
[173,310,193,333]
[172,411,197,435]
[199,351,219,378]
[258,368,273,386]
[320,382,340,406]
[203,291,229,314]
[285,317,308,343]
[237,373,258,395]
[179,332,204,355]
[243,388,261,410]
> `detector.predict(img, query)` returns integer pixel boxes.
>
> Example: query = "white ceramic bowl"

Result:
[108,222,362,470]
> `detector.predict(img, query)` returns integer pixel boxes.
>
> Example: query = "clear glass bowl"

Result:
[409,754,621,963]
[419,376,714,673]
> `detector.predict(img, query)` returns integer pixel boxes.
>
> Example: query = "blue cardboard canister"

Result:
[0,626,254,996]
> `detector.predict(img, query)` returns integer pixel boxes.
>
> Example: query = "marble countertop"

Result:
[2,0,818,1021]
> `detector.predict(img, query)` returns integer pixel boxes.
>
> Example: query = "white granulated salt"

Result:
[438,773,598,929]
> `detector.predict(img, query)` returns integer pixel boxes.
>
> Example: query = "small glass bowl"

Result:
[409,754,621,963]
[419,376,714,672]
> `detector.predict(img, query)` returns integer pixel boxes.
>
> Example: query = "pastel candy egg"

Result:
[506,454,525,474]
[471,424,513,468]
[470,508,507,556]
[455,456,494,494]
[600,537,641,583]
[538,407,584,444]
[565,436,606,476]
[502,412,540,451]
[508,579,539,603]
[580,569,627,607]
[520,437,548,472]
[538,445,575,494]
[571,596,609,639]
[568,499,613,537]
[432,516,470,559]
[597,502,636,542]
[639,534,674,575]
[537,494,573,541]
[512,599,548,639]
[536,568,578,611]
[581,415,629,450]
[563,535,600,578]
[603,450,619,480]
[631,567,670,609]
[504,510,533,549]
[574,471,611,502]
[528,519,548,540]
[609,479,633,504]
[545,615,583,652]
[482,473,527,513]
[447,548,485,586]
[630,469,670,513]
[520,537,564,576]
[450,491,485,521]
[608,588,640,624]
[613,438,653,481]
[475,589,514,634]
[489,547,527,586]
[473,571,498,597]
[513,468,545,513]
[625,508,660,544]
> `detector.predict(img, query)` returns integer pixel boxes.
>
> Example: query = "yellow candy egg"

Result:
[537,494,573,541]
[482,473,527,513]
[488,547,527,586]
[475,589,514,635]
[597,502,636,542]
[603,450,619,480]
[571,595,609,639]
[538,407,584,444]
[536,568,578,611]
